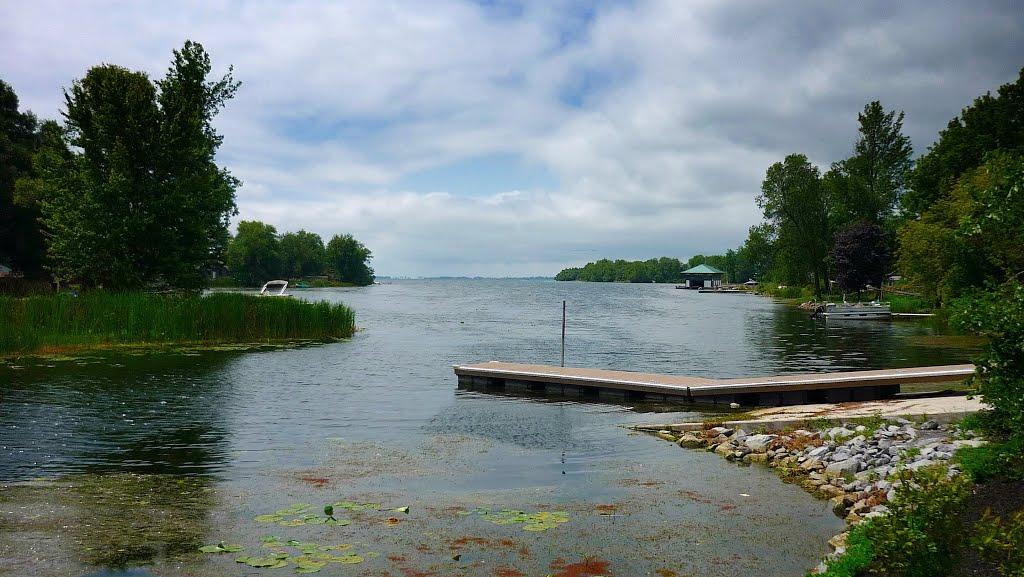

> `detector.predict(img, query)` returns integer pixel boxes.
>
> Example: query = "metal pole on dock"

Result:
[561,300,566,367]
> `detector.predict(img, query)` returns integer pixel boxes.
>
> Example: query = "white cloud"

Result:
[1,0,1021,276]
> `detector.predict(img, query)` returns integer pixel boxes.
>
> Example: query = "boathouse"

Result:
[679,264,725,288]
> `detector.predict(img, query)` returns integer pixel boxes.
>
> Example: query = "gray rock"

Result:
[919,420,940,430]
[744,433,777,453]
[709,427,734,437]
[825,458,862,477]
[808,445,831,458]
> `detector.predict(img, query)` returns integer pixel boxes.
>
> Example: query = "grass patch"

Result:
[883,294,934,314]
[956,437,1024,483]
[813,523,874,577]
[0,291,355,355]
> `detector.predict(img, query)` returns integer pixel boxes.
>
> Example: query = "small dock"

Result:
[453,361,975,406]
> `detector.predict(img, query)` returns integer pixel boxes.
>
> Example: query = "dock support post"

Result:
[561,300,566,367]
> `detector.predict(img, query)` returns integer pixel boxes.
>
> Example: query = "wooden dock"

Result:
[453,361,975,406]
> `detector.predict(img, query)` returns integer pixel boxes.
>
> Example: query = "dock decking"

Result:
[453,361,975,406]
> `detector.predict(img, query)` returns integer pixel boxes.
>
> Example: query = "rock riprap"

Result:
[651,418,985,574]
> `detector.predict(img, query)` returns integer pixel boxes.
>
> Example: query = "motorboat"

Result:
[259,280,291,297]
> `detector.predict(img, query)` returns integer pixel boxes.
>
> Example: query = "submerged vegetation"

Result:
[0,291,355,355]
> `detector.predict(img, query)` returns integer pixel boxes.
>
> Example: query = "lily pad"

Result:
[199,542,244,553]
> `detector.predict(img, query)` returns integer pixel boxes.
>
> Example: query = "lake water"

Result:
[0,280,974,577]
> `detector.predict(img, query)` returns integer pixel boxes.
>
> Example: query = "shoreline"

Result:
[634,399,987,573]
[635,403,987,574]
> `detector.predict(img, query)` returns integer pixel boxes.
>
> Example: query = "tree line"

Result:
[558,68,1024,304]
[0,41,373,290]
[555,252,756,284]
[225,221,373,287]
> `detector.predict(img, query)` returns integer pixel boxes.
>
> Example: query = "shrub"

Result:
[952,282,1024,438]
[863,464,972,577]
[972,509,1024,577]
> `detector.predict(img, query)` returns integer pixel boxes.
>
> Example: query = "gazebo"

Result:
[679,264,725,289]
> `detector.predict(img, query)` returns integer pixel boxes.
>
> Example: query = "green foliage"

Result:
[955,437,1024,483]
[863,464,972,577]
[226,220,282,286]
[280,230,326,278]
[899,153,1024,305]
[325,234,374,286]
[826,101,914,227]
[0,78,46,277]
[904,68,1024,217]
[37,42,239,289]
[812,523,874,577]
[952,281,1024,436]
[758,154,831,296]
[0,291,355,354]
[882,294,932,314]
[971,509,1024,577]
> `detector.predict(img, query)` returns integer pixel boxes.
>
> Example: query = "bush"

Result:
[952,282,1024,437]
[972,509,1024,577]
[863,464,972,577]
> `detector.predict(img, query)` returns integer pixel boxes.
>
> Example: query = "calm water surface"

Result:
[0,280,973,577]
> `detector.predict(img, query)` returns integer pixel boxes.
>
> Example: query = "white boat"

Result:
[814,302,891,320]
[259,280,291,297]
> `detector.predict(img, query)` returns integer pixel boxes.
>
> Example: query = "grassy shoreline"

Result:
[0,292,356,356]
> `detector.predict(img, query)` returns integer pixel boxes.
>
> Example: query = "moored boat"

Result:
[813,301,891,320]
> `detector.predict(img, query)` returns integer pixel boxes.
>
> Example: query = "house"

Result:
[679,264,725,289]
[0,264,12,278]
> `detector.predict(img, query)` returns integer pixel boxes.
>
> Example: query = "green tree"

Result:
[40,64,161,287]
[757,154,831,296]
[325,234,374,286]
[151,40,240,289]
[0,79,45,277]
[904,68,1024,216]
[225,220,281,286]
[280,230,326,278]
[825,101,913,227]
[36,41,238,289]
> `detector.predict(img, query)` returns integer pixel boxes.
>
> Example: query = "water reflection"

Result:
[0,352,234,479]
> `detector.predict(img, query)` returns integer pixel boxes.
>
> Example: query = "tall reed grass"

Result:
[0,292,355,355]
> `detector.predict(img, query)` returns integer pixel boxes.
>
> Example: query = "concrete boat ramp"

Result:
[453,361,975,406]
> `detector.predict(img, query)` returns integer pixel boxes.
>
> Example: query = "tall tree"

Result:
[904,68,1024,216]
[41,64,161,287]
[152,41,240,289]
[280,230,326,278]
[36,41,238,288]
[0,79,45,276]
[326,234,374,286]
[757,154,831,296]
[225,220,281,286]
[826,101,913,227]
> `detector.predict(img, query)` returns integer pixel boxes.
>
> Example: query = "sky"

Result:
[1,1,1021,277]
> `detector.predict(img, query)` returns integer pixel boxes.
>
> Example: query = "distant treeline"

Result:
[555,253,755,284]
[224,221,374,287]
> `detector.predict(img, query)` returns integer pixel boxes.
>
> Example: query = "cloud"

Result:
[1,0,1021,276]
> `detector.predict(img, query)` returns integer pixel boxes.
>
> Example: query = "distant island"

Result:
[555,255,751,284]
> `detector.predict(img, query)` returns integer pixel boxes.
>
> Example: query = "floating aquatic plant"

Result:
[465,508,570,532]
[199,541,244,553]
[254,503,351,527]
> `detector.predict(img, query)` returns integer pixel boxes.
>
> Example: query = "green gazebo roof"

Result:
[681,264,725,275]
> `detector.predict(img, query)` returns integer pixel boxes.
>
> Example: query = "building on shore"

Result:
[679,264,725,289]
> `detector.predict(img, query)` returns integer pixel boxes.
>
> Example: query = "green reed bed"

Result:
[0,292,355,355]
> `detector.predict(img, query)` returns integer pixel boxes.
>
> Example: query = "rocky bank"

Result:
[648,417,987,573]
